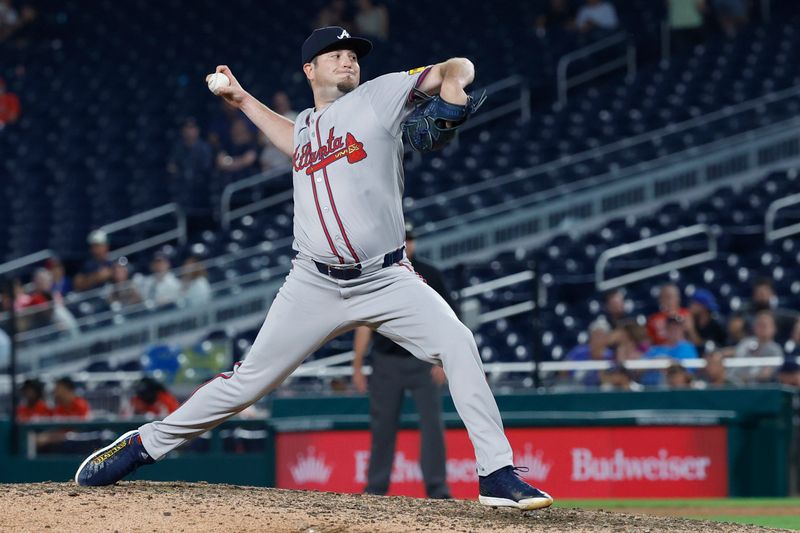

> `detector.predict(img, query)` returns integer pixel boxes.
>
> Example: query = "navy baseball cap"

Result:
[301,26,372,65]
[690,288,719,313]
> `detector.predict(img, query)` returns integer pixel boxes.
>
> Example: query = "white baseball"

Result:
[207,72,230,95]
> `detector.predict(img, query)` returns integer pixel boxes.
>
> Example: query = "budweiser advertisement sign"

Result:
[275,426,728,498]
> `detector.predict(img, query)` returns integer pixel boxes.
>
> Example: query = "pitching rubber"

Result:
[479,494,555,511]
[74,430,140,485]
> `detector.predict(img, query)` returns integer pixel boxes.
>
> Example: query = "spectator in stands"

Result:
[685,288,726,353]
[645,315,698,360]
[216,118,259,182]
[0,0,34,44]
[733,310,784,382]
[104,257,143,307]
[666,0,707,55]
[603,288,628,328]
[711,0,748,37]
[272,91,298,122]
[167,117,213,211]
[23,268,78,337]
[355,0,389,41]
[600,364,642,392]
[775,360,800,388]
[564,318,614,387]
[315,0,351,31]
[136,251,181,307]
[33,377,91,453]
[0,0,19,42]
[647,283,691,345]
[726,312,747,346]
[180,256,212,307]
[73,230,114,292]
[207,101,239,149]
[45,256,71,297]
[643,315,699,385]
[700,352,732,387]
[257,92,297,172]
[744,278,799,342]
[51,377,90,419]
[613,319,649,363]
[0,76,21,127]
[128,377,179,418]
[575,0,619,34]
[19,268,54,331]
[259,130,291,172]
[535,0,576,37]
[665,363,695,388]
[16,379,50,421]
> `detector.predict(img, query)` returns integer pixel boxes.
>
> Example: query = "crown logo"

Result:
[290,446,333,484]
[514,444,553,481]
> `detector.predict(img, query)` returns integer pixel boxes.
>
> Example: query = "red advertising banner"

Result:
[276,426,728,498]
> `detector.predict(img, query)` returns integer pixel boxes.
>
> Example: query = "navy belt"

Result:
[314,247,404,280]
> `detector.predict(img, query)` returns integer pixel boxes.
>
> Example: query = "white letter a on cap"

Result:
[337,29,350,39]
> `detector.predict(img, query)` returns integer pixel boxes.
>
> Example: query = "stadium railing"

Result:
[103,203,187,260]
[415,116,800,266]
[557,32,636,106]
[411,84,800,227]
[766,191,800,242]
[595,224,717,292]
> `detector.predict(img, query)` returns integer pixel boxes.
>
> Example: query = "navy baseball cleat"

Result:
[478,466,554,510]
[74,430,155,486]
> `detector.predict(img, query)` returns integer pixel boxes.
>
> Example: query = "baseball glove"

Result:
[402,89,487,153]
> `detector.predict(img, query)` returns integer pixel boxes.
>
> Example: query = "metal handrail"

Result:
[459,271,533,298]
[0,249,58,277]
[103,202,187,260]
[3,355,795,390]
[217,75,531,230]
[765,192,800,242]
[421,116,800,238]
[595,224,717,292]
[557,32,634,105]
[408,85,800,216]
[249,354,800,380]
[220,166,291,230]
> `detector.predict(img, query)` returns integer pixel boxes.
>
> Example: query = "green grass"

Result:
[556,499,800,530]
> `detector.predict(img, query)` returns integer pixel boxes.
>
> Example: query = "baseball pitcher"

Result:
[75,26,553,510]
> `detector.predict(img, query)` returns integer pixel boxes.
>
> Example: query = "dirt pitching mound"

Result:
[0,482,791,533]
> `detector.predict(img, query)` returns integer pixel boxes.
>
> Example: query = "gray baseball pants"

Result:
[138,252,514,476]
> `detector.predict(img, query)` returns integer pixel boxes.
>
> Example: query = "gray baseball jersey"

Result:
[291,68,429,264]
[137,67,516,480]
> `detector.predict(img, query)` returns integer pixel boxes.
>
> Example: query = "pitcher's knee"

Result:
[439,321,480,360]
[214,363,282,410]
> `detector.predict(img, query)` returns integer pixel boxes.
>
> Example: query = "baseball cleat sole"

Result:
[74,429,139,485]
[479,494,554,510]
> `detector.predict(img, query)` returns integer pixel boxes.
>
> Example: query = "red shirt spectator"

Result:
[647,307,691,345]
[131,390,179,417]
[129,377,179,417]
[51,377,91,419]
[52,396,90,418]
[0,77,20,126]
[17,399,52,421]
[16,379,51,421]
[647,283,690,345]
